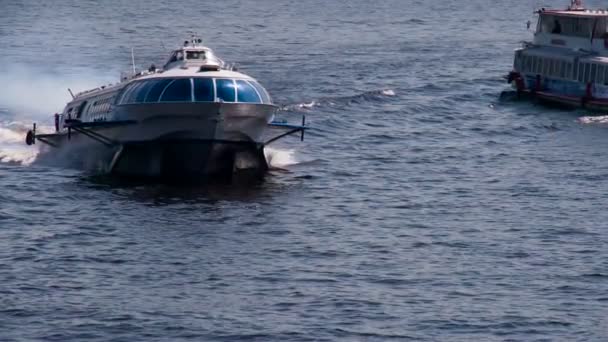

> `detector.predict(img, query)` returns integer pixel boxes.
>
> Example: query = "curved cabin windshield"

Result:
[117,78,273,105]
[537,14,607,38]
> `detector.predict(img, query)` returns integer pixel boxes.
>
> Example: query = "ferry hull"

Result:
[506,72,608,112]
[35,102,274,180]
[112,139,267,181]
[508,88,608,112]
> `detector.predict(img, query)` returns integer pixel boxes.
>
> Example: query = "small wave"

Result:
[282,88,396,112]
[578,115,608,125]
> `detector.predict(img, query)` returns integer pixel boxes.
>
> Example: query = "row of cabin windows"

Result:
[63,96,115,119]
[117,78,272,105]
[538,15,607,38]
[87,97,114,116]
[516,53,608,85]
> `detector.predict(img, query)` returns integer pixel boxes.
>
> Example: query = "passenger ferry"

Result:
[25,37,306,180]
[507,0,608,110]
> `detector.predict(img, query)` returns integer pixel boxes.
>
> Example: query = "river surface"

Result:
[1,0,608,341]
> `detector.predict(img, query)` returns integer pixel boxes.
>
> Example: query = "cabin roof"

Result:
[541,9,608,18]
[522,46,584,59]
[137,68,253,80]
[521,46,608,63]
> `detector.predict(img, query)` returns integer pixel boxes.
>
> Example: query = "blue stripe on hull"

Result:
[523,75,585,97]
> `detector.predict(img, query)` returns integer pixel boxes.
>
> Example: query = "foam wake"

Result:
[264,147,300,168]
[0,121,45,165]
[578,115,608,125]
[282,88,396,111]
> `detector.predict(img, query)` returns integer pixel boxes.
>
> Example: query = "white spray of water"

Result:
[0,123,38,165]
[578,115,608,125]
[381,89,396,96]
[264,147,300,168]
[0,64,116,115]
[0,64,116,165]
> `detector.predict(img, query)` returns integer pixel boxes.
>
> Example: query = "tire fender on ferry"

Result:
[25,130,35,146]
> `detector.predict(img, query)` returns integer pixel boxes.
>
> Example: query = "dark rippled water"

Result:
[2,0,608,340]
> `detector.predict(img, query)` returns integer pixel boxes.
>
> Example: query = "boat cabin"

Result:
[163,38,225,71]
[533,2,608,54]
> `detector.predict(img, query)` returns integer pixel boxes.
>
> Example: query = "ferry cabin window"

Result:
[236,80,262,103]
[193,78,214,102]
[250,81,272,104]
[514,52,522,70]
[119,82,145,104]
[534,56,541,74]
[160,78,192,102]
[552,19,562,34]
[591,64,598,82]
[168,51,184,63]
[526,56,533,72]
[542,58,550,76]
[186,51,206,60]
[76,101,88,119]
[599,65,605,84]
[115,78,269,104]
[135,81,157,103]
[604,67,608,85]
[540,15,560,34]
[539,15,595,38]
[584,63,591,83]
[216,79,236,102]
[566,62,572,80]
[594,17,607,38]
[144,79,173,103]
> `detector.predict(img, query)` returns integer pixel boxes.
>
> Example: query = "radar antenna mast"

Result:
[131,48,136,74]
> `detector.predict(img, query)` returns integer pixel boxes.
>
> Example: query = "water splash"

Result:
[578,115,608,125]
[282,88,396,112]
[0,64,116,116]
[0,121,54,165]
[0,64,116,166]
[380,89,396,96]
[264,147,300,168]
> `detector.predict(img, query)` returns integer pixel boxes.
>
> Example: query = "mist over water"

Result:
[0,64,116,116]
[2,0,608,341]
[0,64,120,164]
